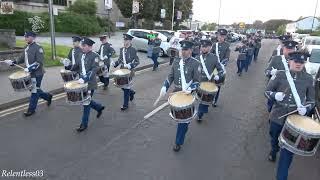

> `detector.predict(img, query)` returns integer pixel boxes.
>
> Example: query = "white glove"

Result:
[297,106,307,116]
[110,61,115,67]
[275,92,285,102]
[78,78,85,84]
[160,86,167,97]
[214,75,220,81]
[270,68,277,76]
[4,59,13,65]
[183,89,192,94]
[63,59,71,67]
[24,68,29,73]
[124,64,131,69]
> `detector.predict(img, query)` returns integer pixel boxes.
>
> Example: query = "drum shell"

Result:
[196,84,218,105]
[9,73,32,92]
[60,70,77,82]
[96,65,106,76]
[113,70,134,88]
[168,94,196,123]
[64,82,91,105]
[279,119,320,156]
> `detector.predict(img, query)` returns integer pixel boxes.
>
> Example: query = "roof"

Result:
[295,16,320,22]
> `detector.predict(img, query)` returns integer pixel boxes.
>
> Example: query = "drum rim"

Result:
[9,71,31,80]
[64,81,88,90]
[168,93,195,108]
[112,69,131,77]
[199,82,219,93]
[169,110,197,123]
[279,136,317,156]
[286,115,320,136]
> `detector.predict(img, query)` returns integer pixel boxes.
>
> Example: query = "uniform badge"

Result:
[39,48,44,53]
[95,57,99,63]
[198,66,202,73]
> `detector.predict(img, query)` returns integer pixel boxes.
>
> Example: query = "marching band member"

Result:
[265,41,298,113]
[97,34,115,90]
[159,40,201,152]
[196,39,224,122]
[211,28,230,107]
[62,36,82,72]
[235,40,248,76]
[68,37,105,132]
[265,51,314,180]
[269,35,292,61]
[112,34,140,111]
[4,31,52,117]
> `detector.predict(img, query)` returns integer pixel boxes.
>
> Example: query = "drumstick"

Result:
[315,107,320,123]
[278,110,298,119]
[13,64,25,70]
[144,102,169,120]
[153,95,162,107]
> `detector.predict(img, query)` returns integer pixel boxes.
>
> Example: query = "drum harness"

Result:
[200,55,215,80]
[277,45,281,56]
[179,58,193,91]
[215,43,226,74]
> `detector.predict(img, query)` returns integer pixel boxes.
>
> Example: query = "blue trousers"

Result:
[28,75,51,112]
[236,59,246,73]
[269,121,283,158]
[214,86,221,104]
[81,90,103,127]
[176,123,189,145]
[277,148,294,180]
[247,55,253,66]
[121,88,135,107]
[254,48,260,61]
[151,53,159,70]
[267,99,274,112]
[198,103,209,119]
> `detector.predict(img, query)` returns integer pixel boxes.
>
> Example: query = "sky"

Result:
[192,0,319,24]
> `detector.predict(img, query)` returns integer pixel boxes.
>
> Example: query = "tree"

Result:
[264,19,292,31]
[201,23,216,31]
[276,24,286,35]
[252,20,264,29]
[69,0,97,15]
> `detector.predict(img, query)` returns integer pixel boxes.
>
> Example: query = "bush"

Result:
[310,31,320,36]
[69,0,97,15]
[55,12,103,36]
[0,11,33,35]
[97,17,115,33]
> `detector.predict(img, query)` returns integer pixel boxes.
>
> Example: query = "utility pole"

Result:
[171,0,176,30]
[312,0,319,32]
[48,0,56,60]
[217,0,222,27]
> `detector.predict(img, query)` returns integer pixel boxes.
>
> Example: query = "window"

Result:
[310,49,320,63]
[43,0,67,6]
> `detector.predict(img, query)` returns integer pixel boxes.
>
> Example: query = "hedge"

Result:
[0,11,114,36]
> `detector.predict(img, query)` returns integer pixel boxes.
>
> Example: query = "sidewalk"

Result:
[0,54,168,110]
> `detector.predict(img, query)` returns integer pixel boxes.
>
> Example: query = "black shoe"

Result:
[212,103,217,107]
[130,91,136,101]
[47,94,53,106]
[268,152,276,162]
[103,85,108,90]
[97,106,105,118]
[173,144,181,152]
[76,124,87,132]
[197,116,203,123]
[23,111,35,117]
[121,106,128,111]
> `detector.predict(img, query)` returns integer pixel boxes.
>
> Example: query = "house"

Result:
[286,16,320,33]
[13,0,125,23]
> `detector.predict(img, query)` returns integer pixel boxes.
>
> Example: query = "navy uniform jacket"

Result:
[70,51,99,90]
[265,70,315,125]
[265,55,285,77]
[97,42,115,66]
[165,57,201,92]
[195,53,224,82]
[114,46,140,70]
[16,42,45,78]
[211,41,231,60]
[235,45,248,61]
[152,39,162,55]
[66,46,82,73]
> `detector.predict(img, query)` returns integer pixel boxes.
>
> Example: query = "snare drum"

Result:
[64,81,91,105]
[168,91,196,123]
[279,114,320,156]
[96,61,106,76]
[60,69,77,82]
[112,69,133,88]
[196,82,219,105]
[8,71,32,92]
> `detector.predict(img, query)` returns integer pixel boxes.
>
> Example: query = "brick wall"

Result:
[0,29,16,48]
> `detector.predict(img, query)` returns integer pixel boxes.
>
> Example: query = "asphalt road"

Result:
[0,39,319,180]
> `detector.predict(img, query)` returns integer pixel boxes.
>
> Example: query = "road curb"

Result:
[0,60,169,111]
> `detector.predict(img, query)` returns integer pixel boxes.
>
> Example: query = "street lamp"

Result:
[171,0,176,30]
[189,12,193,30]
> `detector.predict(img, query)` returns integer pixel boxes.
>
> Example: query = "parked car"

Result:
[301,36,320,51]
[154,30,175,41]
[126,29,170,57]
[305,47,320,78]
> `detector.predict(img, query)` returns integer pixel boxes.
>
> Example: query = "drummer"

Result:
[62,36,83,72]
[112,34,140,111]
[159,40,201,152]
[69,37,105,132]
[97,34,115,90]
[264,51,314,180]
[196,39,224,122]
[211,28,229,107]
[270,35,292,59]
[4,31,53,117]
